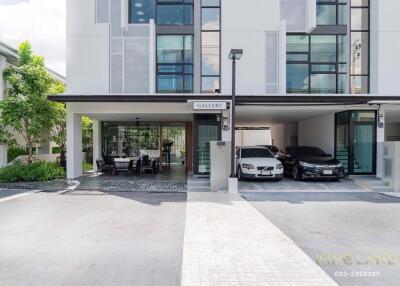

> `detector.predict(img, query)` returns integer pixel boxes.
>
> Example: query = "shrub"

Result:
[7,147,28,163]
[0,161,65,183]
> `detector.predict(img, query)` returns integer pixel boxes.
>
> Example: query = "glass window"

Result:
[287,64,309,93]
[202,0,220,6]
[287,53,308,62]
[351,7,369,30]
[157,35,184,63]
[311,35,337,62]
[202,8,219,30]
[129,0,156,23]
[310,74,337,93]
[156,1,193,25]
[201,1,220,93]
[202,77,220,93]
[317,4,337,25]
[157,35,193,93]
[351,75,369,94]
[202,32,220,75]
[287,35,309,52]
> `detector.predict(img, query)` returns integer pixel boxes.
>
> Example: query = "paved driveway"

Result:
[0,191,186,286]
[243,192,400,286]
[239,177,367,192]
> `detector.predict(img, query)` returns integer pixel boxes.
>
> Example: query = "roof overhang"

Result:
[48,94,400,106]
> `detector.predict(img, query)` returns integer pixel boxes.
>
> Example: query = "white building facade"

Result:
[52,0,400,182]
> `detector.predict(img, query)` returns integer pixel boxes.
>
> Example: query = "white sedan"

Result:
[236,147,284,180]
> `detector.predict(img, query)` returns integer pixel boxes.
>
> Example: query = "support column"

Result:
[0,55,7,167]
[66,104,82,179]
[376,108,386,178]
[92,120,101,172]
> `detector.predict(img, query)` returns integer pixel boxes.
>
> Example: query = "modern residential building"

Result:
[0,41,66,167]
[50,0,400,183]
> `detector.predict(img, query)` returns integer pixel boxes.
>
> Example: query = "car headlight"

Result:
[242,164,254,170]
[337,162,343,168]
[276,164,283,170]
[299,161,314,168]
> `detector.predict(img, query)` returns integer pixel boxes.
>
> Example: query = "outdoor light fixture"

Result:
[229,49,243,61]
[229,49,243,180]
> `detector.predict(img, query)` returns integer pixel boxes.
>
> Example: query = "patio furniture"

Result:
[113,158,133,176]
[96,158,113,174]
[140,155,155,174]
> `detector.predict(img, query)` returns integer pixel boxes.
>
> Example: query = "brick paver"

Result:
[181,192,338,286]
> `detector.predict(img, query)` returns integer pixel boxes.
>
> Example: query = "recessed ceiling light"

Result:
[135,3,143,8]
[137,11,144,16]
[138,18,145,22]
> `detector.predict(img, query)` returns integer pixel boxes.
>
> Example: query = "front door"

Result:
[335,111,376,175]
[193,115,221,176]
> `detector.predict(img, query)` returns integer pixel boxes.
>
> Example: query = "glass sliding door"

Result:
[194,115,221,176]
[352,124,374,174]
[335,111,376,175]
[335,112,350,174]
[350,111,376,175]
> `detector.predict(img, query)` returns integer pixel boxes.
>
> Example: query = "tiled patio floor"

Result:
[0,164,187,192]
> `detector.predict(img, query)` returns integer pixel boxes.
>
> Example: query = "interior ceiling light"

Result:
[134,3,143,8]
[138,18,145,22]
[137,11,144,16]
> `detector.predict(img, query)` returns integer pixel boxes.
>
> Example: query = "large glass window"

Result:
[129,0,156,23]
[287,34,348,94]
[156,0,193,25]
[157,35,193,93]
[350,0,370,94]
[316,0,348,25]
[201,0,220,93]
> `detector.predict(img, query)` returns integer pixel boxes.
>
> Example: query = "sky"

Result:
[0,0,66,75]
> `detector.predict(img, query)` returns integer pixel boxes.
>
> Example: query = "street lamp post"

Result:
[228,49,243,179]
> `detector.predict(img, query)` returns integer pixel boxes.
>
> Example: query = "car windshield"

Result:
[266,146,279,153]
[291,147,326,157]
[241,148,274,158]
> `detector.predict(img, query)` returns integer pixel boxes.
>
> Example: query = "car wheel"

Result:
[292,166,301,180]
[237,166,243,181]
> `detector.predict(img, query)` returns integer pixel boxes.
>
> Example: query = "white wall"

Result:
[284,123,299,147]
[270,124,285,150]
[281,0,316,33]
[221,0,280,95]
[67,0,110,94]
[370,0,400,95]
[235,129,272,147]
[298,114,335,156]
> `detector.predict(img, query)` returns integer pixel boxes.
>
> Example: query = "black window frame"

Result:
[156,34,194,93]
[201,0,221,94]
[156,0,194,26]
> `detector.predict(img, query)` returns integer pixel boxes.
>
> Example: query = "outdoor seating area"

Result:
[96,155,160,176]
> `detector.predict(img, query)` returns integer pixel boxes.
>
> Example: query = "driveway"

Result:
[239,177,367,192]
[243,192,400,286]
[0,191,186,286]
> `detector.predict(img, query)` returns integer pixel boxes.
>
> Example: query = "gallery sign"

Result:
[193,101,227,111]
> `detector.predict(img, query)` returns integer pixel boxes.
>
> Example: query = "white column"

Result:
[0,55,7,167]
[376,108,386,178]
[92,119,101,171]
[66,104,82,179]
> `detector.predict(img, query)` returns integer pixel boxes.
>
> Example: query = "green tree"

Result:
[49,82,67,167]
[82,116,93,152]
[0,41,55,164]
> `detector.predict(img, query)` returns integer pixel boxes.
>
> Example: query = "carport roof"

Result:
[48,94,400,105]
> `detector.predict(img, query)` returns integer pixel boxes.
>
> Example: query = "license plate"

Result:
[323,170,333,175]
[261,171,272,176]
